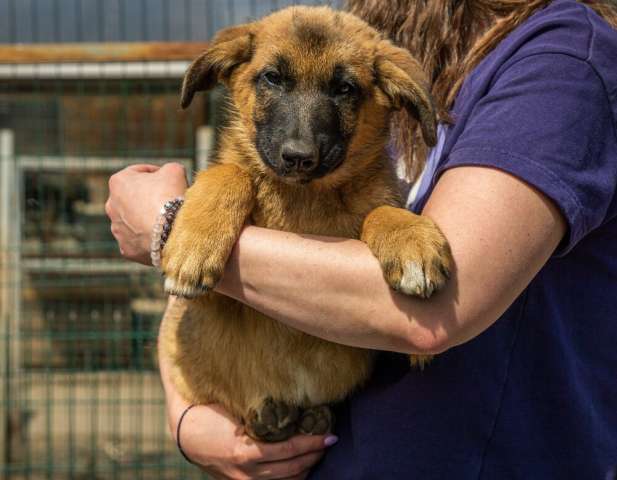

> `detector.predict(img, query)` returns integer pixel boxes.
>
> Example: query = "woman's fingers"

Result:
[158,162,187,175]
[249,434,333,463]
[218,433,334,479]
[281,471,311,480]
[254,450,325,479]
[125,163,161,173]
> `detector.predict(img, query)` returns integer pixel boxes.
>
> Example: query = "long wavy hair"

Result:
[346,0,617,180]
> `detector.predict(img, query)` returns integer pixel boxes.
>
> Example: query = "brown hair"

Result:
[347,0,617,180]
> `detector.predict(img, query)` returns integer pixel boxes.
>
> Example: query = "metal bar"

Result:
[0,130,11,478]
[196,126,215,172]
[0,130,16,471]
[0,61,191,80]
[16,156,191,172]
[22,258,150,275]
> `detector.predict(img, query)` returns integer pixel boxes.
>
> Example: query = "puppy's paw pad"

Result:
[298,405,333,435]
[163,277,209,298]
[245,398,299,443]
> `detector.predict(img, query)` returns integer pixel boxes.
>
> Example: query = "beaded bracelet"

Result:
[150,197,184,269]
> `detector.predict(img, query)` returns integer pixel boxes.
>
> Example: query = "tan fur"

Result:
[159,6,452,440]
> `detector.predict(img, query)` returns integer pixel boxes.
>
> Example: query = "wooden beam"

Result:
[0,42,209,64]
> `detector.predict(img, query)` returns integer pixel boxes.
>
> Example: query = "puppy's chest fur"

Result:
[250,166,401,237]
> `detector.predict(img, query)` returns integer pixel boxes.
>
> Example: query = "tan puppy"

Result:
[159,6,452,442]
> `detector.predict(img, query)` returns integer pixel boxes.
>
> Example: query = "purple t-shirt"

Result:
[311,1,617,478]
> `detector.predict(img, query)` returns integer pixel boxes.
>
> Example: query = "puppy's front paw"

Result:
[362,206,452,299]
[161,211,240,298]
[163,276,209,298]
[160,164,255,298]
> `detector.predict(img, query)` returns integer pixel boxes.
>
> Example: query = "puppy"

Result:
[159,6,452,442]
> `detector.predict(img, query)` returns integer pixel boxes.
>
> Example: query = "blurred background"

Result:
[0,1,338,478]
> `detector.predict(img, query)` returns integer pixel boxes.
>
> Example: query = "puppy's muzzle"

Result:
[280,139,319,176]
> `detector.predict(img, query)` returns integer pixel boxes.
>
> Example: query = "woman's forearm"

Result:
[215,226,456,355]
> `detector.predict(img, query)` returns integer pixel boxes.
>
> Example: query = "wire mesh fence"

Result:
[0,1,337,478]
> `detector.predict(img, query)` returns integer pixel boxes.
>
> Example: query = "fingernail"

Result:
[324,435,339,447]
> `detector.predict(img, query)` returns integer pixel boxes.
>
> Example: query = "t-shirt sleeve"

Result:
[437,53,617,255]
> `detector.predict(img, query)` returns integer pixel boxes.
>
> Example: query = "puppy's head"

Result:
[181,6,436,186]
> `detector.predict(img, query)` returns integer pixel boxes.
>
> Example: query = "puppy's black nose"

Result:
[281,140,318,173]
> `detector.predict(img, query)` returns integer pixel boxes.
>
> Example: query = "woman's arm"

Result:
[215,166,566,355]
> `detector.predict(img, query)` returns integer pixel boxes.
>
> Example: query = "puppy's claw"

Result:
[395,261,447,299]
[362,206,452,300]
[398,261,425,297]
[164,277,209,298]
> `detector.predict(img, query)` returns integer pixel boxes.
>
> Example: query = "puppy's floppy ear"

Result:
[181,23,254,109]
[374,40,437,147]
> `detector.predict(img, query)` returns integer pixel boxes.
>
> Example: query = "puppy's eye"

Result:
[263,71,282,87]
[334,81,356,96]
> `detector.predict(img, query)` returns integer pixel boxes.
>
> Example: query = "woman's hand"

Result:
[169,401,333,480]
[105,163,188,264]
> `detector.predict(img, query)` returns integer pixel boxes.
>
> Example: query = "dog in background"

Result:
[159,6,452,442]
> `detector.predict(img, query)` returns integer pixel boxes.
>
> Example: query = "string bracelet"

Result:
[151,196,184,269]
[176,404,196,464]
